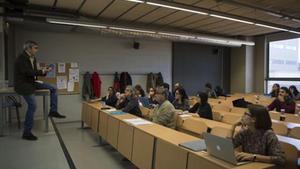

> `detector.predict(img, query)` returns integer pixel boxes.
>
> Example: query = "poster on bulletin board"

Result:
[38,62,80,95]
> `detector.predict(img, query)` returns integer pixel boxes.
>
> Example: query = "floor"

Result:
[0,120,136,169]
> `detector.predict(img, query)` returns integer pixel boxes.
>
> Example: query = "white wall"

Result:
[13,27,172,122]
[230,46,246,93]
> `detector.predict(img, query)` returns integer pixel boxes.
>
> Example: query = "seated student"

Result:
[148,87,156,105]
[134,84,151,108]
[115,86,142,117]
[289,85,300,100]
[172,88,189,111]
[230,104,285,168]
[134,84,146,97]
[172,82,183,97]
[204,83,217,98]
[269,83,280,98]
[268,87,295,114]
[189,92,213,120]
[162,83,175,103]
[101,86,118,107]
[214,85,226,97]
[151,87,176,129]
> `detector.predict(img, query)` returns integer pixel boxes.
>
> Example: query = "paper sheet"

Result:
[70,62,78,68]
[56,76,67,89]
[58,62,65,73]
[123,118,153,126]
[67,81,74,92]
[69,68,79,82]
[106,108,117,112]
[180,114,192,118]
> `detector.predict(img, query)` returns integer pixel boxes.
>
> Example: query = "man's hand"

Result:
[278,95,285,102]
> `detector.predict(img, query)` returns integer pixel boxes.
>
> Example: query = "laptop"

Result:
[203,133,250,165]
[139,97,151,108]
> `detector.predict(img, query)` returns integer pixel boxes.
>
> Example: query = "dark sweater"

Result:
[189,102,213,120]
[101,95,118,107]
[118,96,142,117]
[268,98,295,114]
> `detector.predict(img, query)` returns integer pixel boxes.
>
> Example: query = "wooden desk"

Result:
[178,115,233,130]
[131,127,155,169]
[0,87,50,136]
[188,151,274,169]
[277,135,300,154]
[272,119,300,130]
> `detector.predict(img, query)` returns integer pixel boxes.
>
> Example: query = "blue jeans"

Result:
[22,83,57,134]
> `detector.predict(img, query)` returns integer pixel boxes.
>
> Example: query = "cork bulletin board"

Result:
[38,62,80,95]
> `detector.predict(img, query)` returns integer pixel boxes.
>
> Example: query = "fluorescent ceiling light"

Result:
[288,30,300,35]
[146,2,208,15]
[109,27,156,34]
[255,23,288,31]
[209,14,254,24]
[125,0,144,3]
[292,18,300,23]
[47,18,107,29]
[265,12,282,18]
[158,32,196,39]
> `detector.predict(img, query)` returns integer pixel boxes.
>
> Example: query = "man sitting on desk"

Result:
[14,40,66,141]
[151,87,176,129]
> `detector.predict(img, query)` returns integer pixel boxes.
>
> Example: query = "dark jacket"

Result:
[120,72,132,93]
[113,72,120,92]
[197,103,213,120]
[190,103,213,120]
[14,51,45,95]
[172,99,189,111]
[121,96,142,117]
[101,95,118,107]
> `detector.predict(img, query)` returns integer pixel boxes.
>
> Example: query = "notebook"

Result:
[179,140,206,152]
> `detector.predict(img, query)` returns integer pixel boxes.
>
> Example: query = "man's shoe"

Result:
[22,133,38,141]
[49,111,66,119]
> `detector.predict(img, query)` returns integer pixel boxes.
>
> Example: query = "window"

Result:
[267,38,300,93]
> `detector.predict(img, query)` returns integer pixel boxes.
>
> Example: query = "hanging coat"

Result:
[155,72,164,87]
[120,72,132,93]
[82,72,93,100]
[146,73,156,92]
[113,72,120,92]
[91,72,101,98]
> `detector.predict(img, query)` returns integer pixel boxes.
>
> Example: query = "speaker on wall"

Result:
[133,42,140,49]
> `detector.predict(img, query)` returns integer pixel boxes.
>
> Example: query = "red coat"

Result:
[91,72,101,98]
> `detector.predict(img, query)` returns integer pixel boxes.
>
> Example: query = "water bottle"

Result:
[280,109,285,121]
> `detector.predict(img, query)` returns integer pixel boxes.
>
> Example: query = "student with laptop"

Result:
[230,104,285,168]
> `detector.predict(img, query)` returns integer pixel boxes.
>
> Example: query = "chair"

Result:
[230,107,246,115]
[269,112,280,121]
[2,96,22,129]
[212,104,231,112]
[212,111,223,121]
[279,141,300,169]
[222,114,241,125]
[285,115,300,124]
[210,126,232,138]
[289,127,300,139]
[272,122,288,136]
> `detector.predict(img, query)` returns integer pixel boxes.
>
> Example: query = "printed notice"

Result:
[58,62,65,73]
[70,62,78,68]
[69,68,79,82]
[56,76,67,89]
[67,81,74,92]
